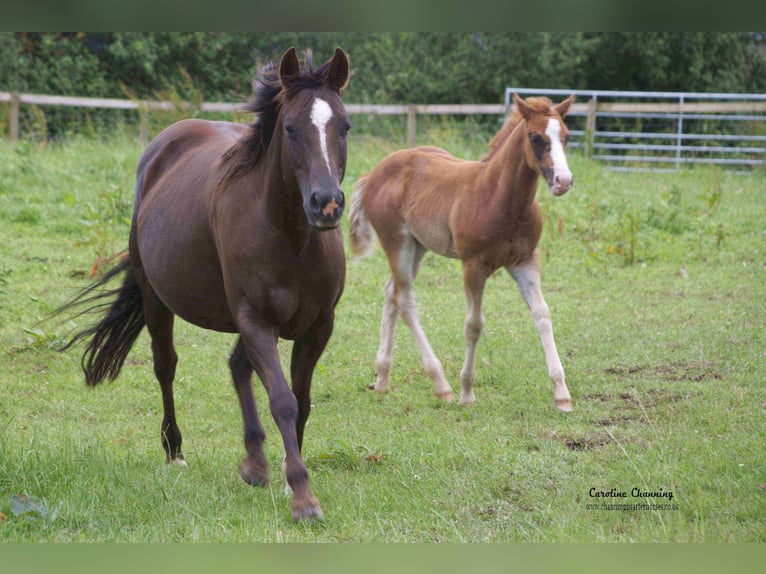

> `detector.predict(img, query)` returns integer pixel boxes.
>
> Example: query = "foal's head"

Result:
[512,93,575,196]
[277,47,351,229]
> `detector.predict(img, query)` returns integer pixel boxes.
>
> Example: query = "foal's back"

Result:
[358,145,483,259]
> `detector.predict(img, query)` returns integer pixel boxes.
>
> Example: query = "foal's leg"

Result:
[370,276,397,394]
[391,239,453,401]
[459,261,491,406]
[237,309,323,521]
[142,289,184,465]
[508,251,572,412]
[229,337,269,486]
[370,242,428,394]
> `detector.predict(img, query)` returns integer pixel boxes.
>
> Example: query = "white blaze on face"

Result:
[311,97,334,175]
[545,117,572,190]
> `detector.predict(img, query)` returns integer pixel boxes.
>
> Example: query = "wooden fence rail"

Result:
[3,92,766,167]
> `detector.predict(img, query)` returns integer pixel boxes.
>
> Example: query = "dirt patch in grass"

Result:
[603,361,722,382]
[582,383,699,429]
[563,434,612,451]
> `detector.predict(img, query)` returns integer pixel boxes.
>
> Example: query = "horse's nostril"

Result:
[310,193,321,210]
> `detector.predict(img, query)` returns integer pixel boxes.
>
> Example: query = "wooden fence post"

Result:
[9,92,19,141]
[585,95,597,158]
[407,104,416,147]
[138,102,149,144]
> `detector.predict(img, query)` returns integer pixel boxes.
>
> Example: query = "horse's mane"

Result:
[484,97,554,160]
[220,50,334,183]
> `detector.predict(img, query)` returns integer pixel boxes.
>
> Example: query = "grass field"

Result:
[0,128,764,542]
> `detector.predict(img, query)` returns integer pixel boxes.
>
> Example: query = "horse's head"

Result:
[513,93,575,196]
[278,47,351,229]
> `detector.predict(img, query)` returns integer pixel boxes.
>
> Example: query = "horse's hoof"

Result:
[555,398,572,412]
[166,453,187,467]
[435,390,454,403]
[291,496,325,522]
[459,391,476,406]
[369,382,389,394]
[239,455,269,487]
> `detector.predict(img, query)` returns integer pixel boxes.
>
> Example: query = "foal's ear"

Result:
[279,47,301,85]
[512,93,532,121]
[555,94,576,117]
[326,47,350,93]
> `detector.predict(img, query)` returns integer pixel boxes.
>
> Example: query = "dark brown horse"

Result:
[349,93,575,412]
[59,48,351,521]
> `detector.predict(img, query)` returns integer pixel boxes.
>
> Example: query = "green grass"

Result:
[0,131,764,542]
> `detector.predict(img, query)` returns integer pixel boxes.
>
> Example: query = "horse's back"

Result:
[136,119,245,201]
[361,146,480,258]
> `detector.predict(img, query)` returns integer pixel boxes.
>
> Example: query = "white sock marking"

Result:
[545,117,571,182]
[311,97,333,175]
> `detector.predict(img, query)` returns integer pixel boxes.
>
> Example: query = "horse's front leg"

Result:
[229,336,269,487]
[507,251,572,412]
[290,312,335,452]
[237,308,323,521]
[459,260,491,405]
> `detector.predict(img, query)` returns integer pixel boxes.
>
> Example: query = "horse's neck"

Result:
[483,122,539,213]
[261,149,314,256]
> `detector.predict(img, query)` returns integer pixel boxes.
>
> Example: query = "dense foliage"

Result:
[2,32,765,104]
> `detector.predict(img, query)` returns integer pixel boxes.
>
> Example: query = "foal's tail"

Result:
[348,176,377,260]
[56,254,145,386]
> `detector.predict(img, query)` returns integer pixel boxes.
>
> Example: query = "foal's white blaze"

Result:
[310,97,333,175]
[545,117,572,193]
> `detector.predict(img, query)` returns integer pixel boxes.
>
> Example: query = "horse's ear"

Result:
[555,94,576,117]
[326,47,350,93]
[279,47,300,86]
[513,93,532,121]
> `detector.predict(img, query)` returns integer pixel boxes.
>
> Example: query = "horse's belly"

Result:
[408,220,458,258]
[137,213,236,333]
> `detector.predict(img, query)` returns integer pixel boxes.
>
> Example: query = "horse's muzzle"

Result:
[307,189,345,228]
[549,173,573,196]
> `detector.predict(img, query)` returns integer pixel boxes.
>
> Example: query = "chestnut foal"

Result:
[349,93,576,412]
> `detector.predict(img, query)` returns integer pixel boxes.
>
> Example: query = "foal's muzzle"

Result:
[306,188,345,229]
[550,173,573,196]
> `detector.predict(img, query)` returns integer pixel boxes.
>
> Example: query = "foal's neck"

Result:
[484,121,539,213]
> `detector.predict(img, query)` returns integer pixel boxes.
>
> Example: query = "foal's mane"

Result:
[485,97,554,160]
[220,51,334,183]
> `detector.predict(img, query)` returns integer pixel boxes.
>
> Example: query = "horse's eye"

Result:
[285,124,297,136]
[530,133,542,145]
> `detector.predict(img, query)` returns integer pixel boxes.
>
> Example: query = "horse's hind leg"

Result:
[369,276,397,394]
[389,238,453,401]
[508,251,572,412]
[229,337,269,486]
[140,284,185,464]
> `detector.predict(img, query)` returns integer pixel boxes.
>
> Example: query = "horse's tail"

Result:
[348,176,377,260]
[57,253,145,386]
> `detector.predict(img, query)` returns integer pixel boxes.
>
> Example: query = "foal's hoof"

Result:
[239,455,270,487]
[555,398,573,412]
[368,382,389,394]
[291,495,325,522]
